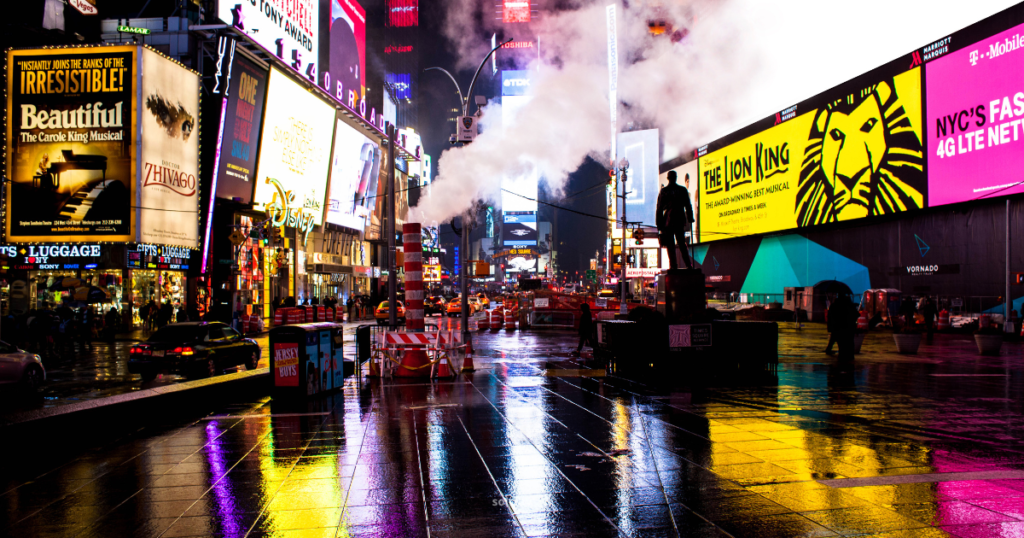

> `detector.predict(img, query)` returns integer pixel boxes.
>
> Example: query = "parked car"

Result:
[424,296,446,316]
[476,293,490,309]
[375,300,406,325]
[128,322,260,381]
[0,340,45,392]
[467,296,484,313]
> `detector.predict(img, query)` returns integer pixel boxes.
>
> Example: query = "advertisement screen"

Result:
[215,54,267,204]
[659,159,699,241]
[700,67,925,242]
[253,68,336,226]
[503,211,537,246]
[503,0,531,23]
[501,70,537,213]
[617,129,659,229]
[6,46,135,243]
[327,119,380,230]
[386,0,418,27]
[217,0,318,82]
[926,21,1024,206]
[139,48,199,248]
[330,0,366,100]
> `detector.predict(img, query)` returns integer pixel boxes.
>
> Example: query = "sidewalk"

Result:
[5,324,1024,537]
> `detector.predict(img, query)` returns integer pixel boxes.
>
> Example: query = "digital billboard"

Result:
[503,0,531,23]
[218,0,318,82]
[6,46,136,243]
[139,48,200,248]
[326,118,380,230]
[503,211,537,246]
[330,0,366,99]
[700,65,925,242]
[617,129,659,229]
[926,21,1024,206]
[386,0,418,27]
[253,68,335,227]
[214,53,267,204]
[501,70,538,214]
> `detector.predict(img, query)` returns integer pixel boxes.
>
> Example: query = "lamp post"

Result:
[425,38,511,343]
[618,158,629,315]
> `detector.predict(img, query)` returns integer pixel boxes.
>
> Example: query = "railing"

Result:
[529,310,576,329]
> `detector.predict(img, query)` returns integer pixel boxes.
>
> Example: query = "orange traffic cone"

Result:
[462,338,476,372]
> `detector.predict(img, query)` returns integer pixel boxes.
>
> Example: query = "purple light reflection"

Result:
[204,420,244,537]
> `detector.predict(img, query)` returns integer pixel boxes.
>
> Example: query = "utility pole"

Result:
[618,158,629,315]
[388,124,398,329]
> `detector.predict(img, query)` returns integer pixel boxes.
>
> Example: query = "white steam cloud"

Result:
[414,0,1020,224]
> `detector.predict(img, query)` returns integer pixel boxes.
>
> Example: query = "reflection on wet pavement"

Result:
[5,323,1024,536]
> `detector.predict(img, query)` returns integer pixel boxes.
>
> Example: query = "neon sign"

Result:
[265,177,317,246]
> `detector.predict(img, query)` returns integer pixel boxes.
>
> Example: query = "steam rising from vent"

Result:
[413,0,1020,224]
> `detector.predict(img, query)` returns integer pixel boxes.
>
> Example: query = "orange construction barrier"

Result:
[478,312,490,330]
[490,309,504,330]
[938,309,950,331]
[857,310,869,330]
[462,336,475,372]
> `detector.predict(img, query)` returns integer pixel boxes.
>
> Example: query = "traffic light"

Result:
[271,226,283,243]
[632,228,644,245]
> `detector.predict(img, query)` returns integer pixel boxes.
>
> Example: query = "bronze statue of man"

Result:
[656,171,695,270]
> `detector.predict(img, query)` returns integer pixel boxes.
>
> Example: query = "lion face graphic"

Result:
[797,77,925,226]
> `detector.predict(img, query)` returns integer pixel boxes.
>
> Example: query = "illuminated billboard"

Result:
[6,46,136,243]
[330,0,366,99]
[700,65,925,242]
[214,54,267,204]
[503,0,531,23]
[217,0,318,81]
[326,118,380,230]
[139,48,200,248]
[386,73,412,100]
[501,70,538,213]
[926,21,1024,206]
[386,0,418,27]
[253,68,336,229]
[617,129,659,229]
[503,211,537,247]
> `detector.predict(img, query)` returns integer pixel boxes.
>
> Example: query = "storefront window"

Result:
[236,216,265,317]
[30,269,79,310]
[131,270,186,326]
[82,270,123,315]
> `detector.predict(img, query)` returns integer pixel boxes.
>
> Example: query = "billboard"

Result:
[501,70,537,213]
[700,66,925,242]
[217,0,318,82]
[659,159,699,241]
[386,0,418,27]
[926,20,1024,206]
[326,118,380,230]
[330,0,366,99]
[503,0,531,23]
[253,68,335,228]
[617,129,659,229]
[6,46,136,243]
[503,211,537,246]
[215,53,267,204]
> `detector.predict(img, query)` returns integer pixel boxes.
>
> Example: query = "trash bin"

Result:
[270,322,351,396]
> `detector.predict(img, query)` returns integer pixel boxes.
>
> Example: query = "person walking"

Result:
[829,295,858,368]
[105,307,119,342]
[899,296,917,330]
[656,171,696,270]
[921,297,937,339]
[575,302,595,355]
[824,298,838,355]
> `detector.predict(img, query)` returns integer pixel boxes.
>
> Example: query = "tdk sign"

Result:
[501,70,531,96]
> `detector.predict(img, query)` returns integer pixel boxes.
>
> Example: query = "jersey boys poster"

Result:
[139,48,200,248]
[6,46,136,242]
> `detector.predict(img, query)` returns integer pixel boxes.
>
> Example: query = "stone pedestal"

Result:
[659,269,706,324]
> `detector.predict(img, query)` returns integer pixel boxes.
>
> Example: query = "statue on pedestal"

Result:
[656,171,695,270]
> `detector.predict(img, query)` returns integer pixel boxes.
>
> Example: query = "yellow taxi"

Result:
[375,300,406,325]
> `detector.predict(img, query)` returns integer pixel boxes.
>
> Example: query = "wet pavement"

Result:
[5,322,1024,536]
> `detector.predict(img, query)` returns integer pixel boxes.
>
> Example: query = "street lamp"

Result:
[425,38,511,344]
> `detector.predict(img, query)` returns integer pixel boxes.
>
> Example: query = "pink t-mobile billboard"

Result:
[926,22,1024,207]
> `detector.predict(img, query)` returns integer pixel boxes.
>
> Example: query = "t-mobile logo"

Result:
[970,50,979,65]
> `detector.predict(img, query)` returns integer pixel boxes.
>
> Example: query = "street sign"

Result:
[586,269,596,281]
[229,230,245,246]
[69,0,98,15]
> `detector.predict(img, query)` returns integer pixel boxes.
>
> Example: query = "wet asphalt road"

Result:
[5,322,1024,536]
